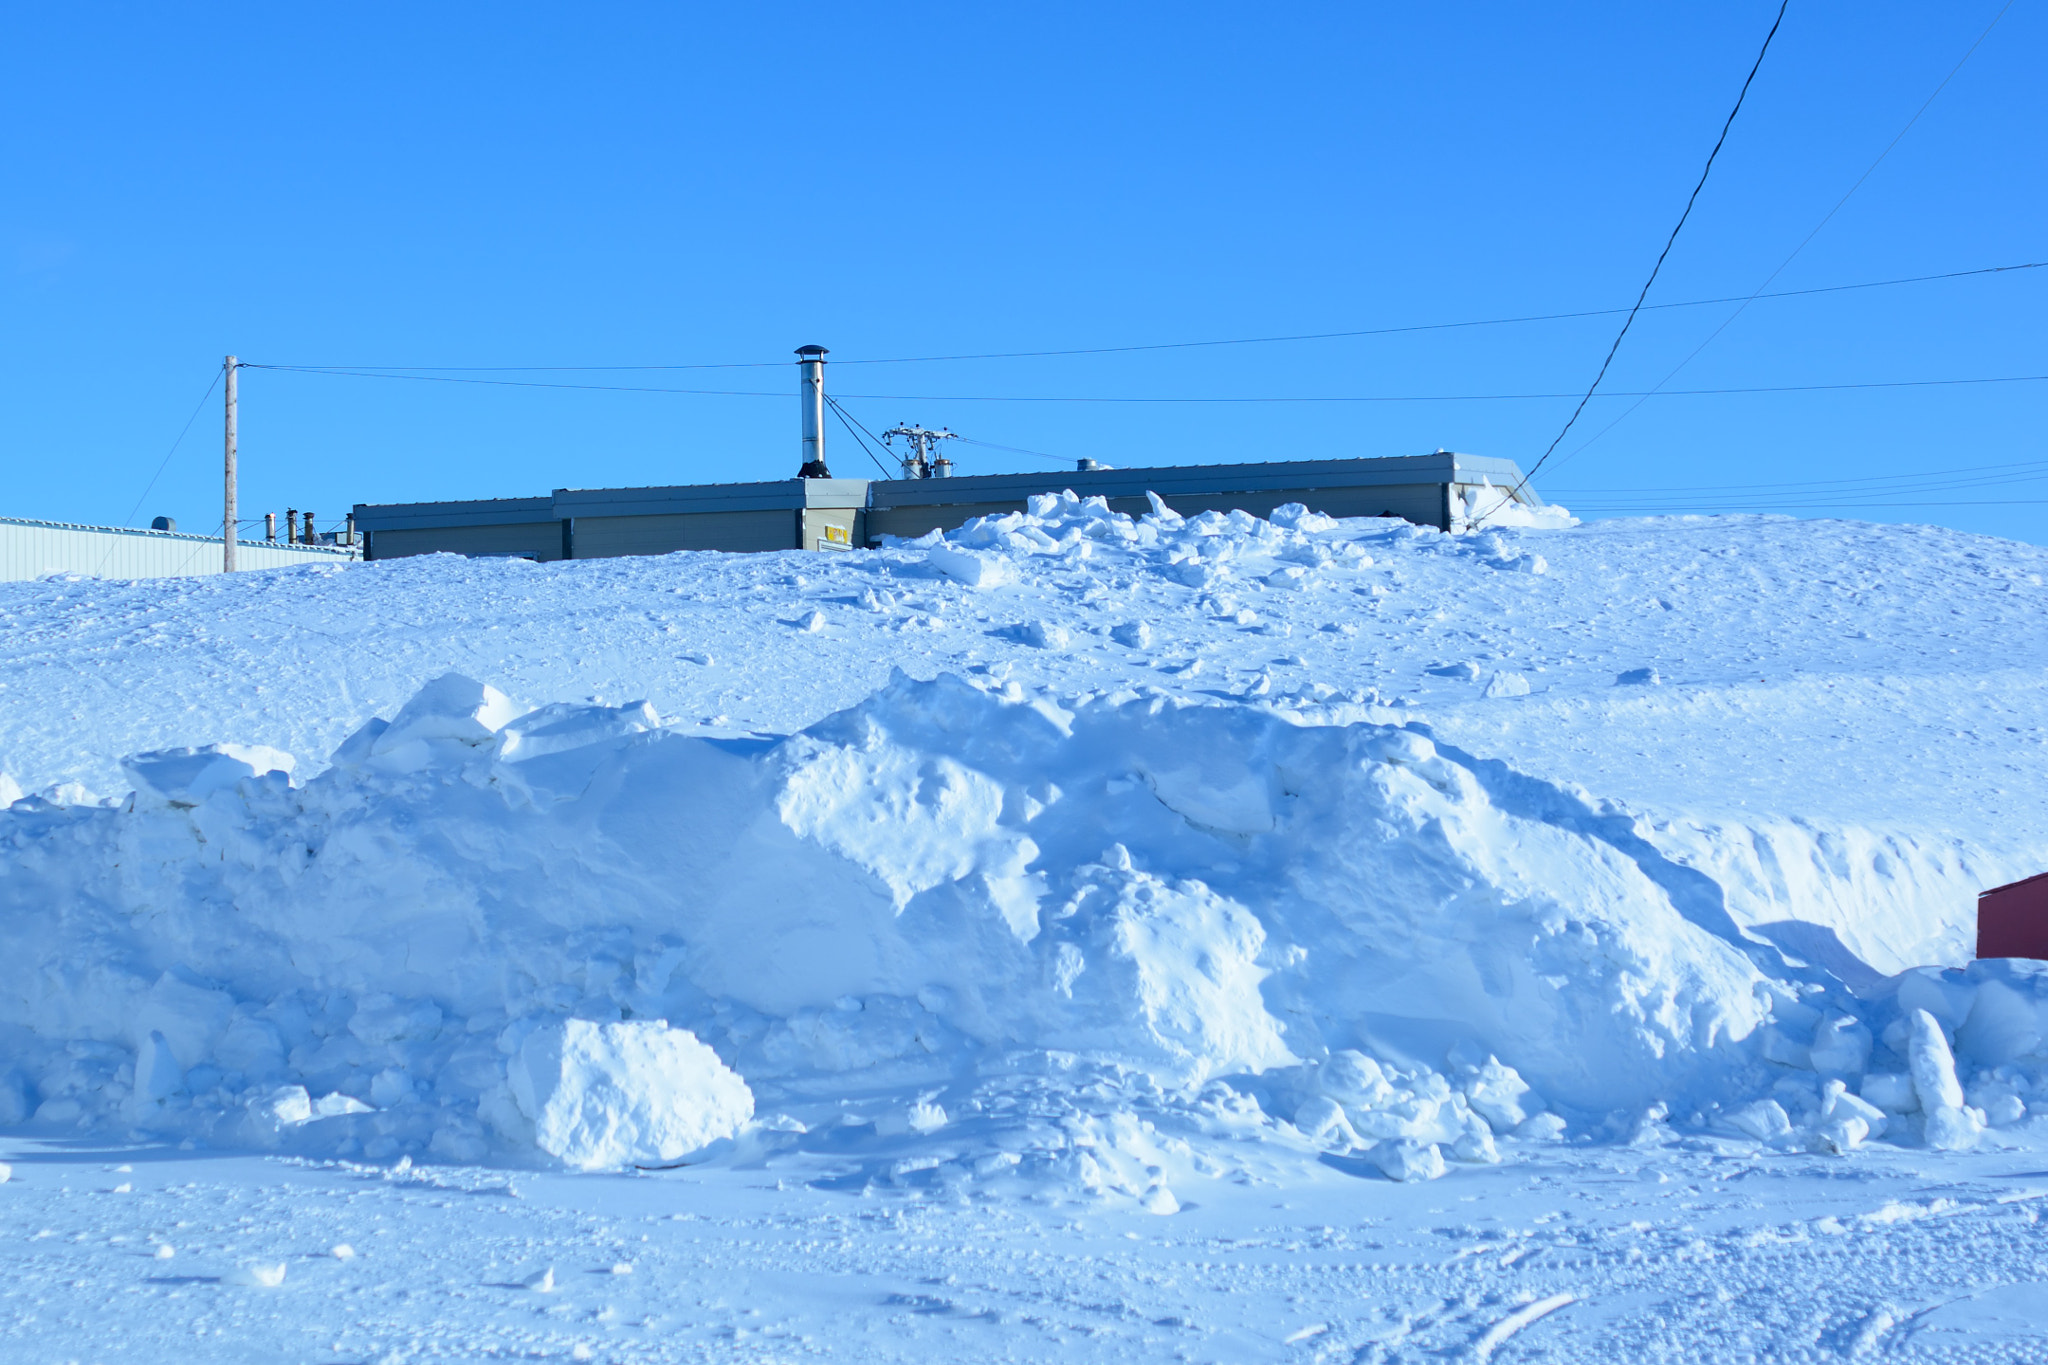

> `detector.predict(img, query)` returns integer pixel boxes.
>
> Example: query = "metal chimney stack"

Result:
[795,345,829,477]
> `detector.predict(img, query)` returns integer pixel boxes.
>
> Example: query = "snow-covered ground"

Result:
[3,495,2048,1361]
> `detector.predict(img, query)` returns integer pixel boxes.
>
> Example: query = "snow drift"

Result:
[3,660,2043,1173]
[1,491,2045,1183]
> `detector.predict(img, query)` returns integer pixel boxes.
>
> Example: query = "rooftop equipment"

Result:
[882,424,960,479]
[795,345,830,478]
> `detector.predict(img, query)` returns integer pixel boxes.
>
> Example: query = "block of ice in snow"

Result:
[1366,1139,1446,1182]
[1859,1072,1917,1113]
[129,973,234,1071]
[926,544,1016,588]
[1009,621,1069,649]
[1905,1009,1966,1111]
[1294,1095,1361,1150]
[1955,978,2043,1066]
[1482,671,1531,699]
[130,1030,184,1112]
[1462,1057,1535,1130]
[120,743,295,807]
[385,673,522,745]
[1807,1012,1873,1077]
[1451,1126,1500,1164]
[1810,1115,1870,1154]
[1321,1051,1394,1109]
[1896,968,1978,1030]
[1718,1099,1793,1142]
[1111,621,1152,649]
[1141,1184,1180,1214]
[370,673,523,763]
[1615,667,1662,686]
[258,1085,314,1126]
[497,700,660,762]
[312,1092,373,1119]
[1820,1079,1888,1140]
[508,1019,753,1171]
[1905,1009,1981,1149]
[1923,1103,1985,1151]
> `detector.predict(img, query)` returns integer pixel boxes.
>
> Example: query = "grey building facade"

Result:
[352,452,1541,564]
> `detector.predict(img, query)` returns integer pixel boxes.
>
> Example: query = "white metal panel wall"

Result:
[0,520,354,581]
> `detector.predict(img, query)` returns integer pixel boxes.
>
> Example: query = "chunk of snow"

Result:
[225,1262,287,1288]
[1482,671,1531,699]
[1366,1139,1446,1182]
[121,744,295,807]
[926,544,1016,588]
[507,1019,753,1171]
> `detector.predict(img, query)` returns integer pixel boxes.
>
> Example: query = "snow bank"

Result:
[2,491,2045,1185]
[5,659,2041,1174]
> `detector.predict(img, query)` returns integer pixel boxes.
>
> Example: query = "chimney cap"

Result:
[794,344,829,358]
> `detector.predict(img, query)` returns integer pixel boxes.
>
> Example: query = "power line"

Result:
[240,364,785,397]
[1477,0,1790,524]
[1577,499,2048,513]
[1567,468,2048,510]
[1544,0,2022,474]
[820,394,897,477]
[829,264,2042,365]
[1551,453,2048,496]
[954,436,1075,464]
[240,363,2048,403]
[244,258,2042,378]
[117,361,224,527]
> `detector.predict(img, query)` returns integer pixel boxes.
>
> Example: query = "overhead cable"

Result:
[244,258,2042,377]
[1544,0,2022,473]
[1475,0,1791,525]
[240,363,2048,403]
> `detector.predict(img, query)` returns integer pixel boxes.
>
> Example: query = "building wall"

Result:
[0,518,355,582]
[864,481,1450,541]
[367,521,566,562]
[800,507,862,553]
[570,509,797,558]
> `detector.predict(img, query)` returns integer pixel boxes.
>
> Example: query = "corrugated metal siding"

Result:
[571,510,796,557]
[864,482,1450,541]
[368,522,566,562]
[0,519,354,582]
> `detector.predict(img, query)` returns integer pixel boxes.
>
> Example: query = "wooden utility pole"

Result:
[223,355,239,572]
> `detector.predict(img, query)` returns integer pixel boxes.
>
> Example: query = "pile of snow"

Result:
[0,490,2044,1187]
[1452,479,1578,531]
[3,660,2044,1175]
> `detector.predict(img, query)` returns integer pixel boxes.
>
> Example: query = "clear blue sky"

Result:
[3,3,2042,542]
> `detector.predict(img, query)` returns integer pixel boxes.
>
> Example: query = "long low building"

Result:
[351,451,1544,563]
[0,515,358,582]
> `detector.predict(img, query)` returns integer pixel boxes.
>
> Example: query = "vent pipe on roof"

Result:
[795,345,830,478]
